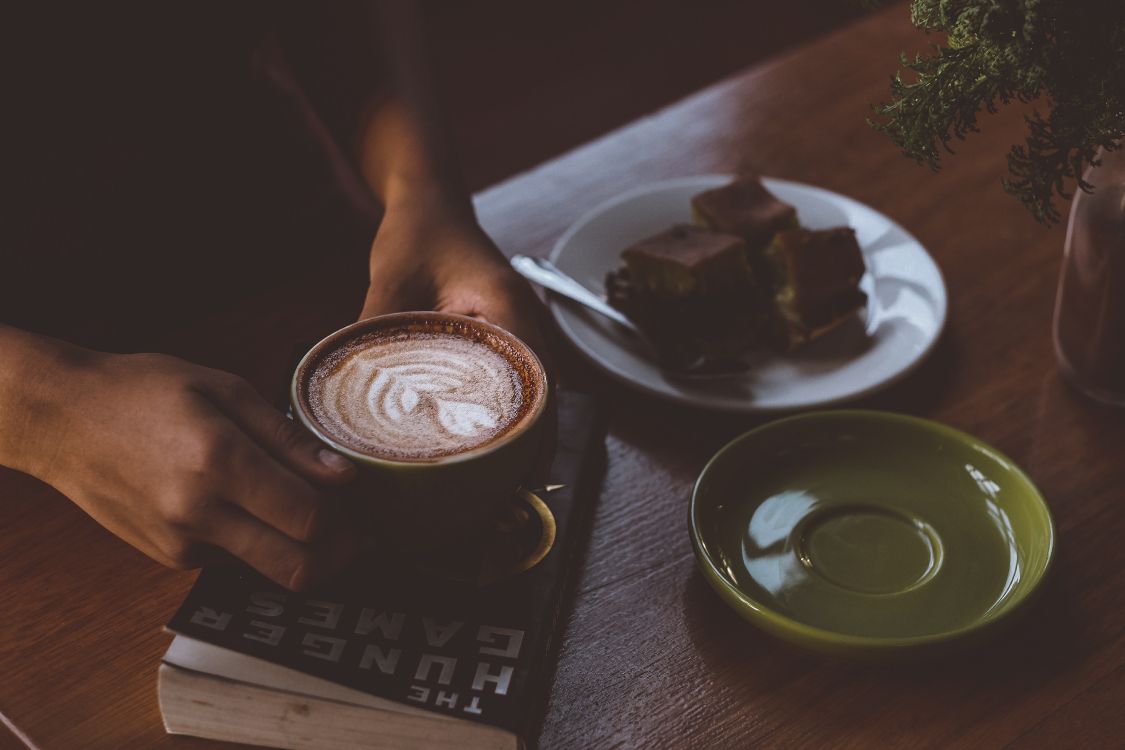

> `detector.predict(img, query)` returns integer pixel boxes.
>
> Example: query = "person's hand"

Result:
[359,204,551,363]
[30,350,360,590]
[359,202,557,484]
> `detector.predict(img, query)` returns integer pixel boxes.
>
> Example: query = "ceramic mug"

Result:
[290,312,549,549]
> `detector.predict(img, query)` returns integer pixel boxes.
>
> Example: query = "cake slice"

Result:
[607,224,763,366]
[620,224,754,296]
[763,227,867,350]
[692,176,799,252]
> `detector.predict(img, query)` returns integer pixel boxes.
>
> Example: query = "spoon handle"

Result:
[510,255,638,331]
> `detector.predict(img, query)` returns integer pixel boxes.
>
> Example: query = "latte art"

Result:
[307,331,526,460]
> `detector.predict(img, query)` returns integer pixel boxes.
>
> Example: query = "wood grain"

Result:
[427,0,864,192]
[3,3,1124,749]
[472,5,1125,749]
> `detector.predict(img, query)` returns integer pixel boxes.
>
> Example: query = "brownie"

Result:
[608,225,764,365]
[764,227,867,349]
[692,176,799,252]
[620,224,754,296]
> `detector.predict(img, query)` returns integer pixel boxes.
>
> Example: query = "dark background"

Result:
[427,0,867,190]
[0,1,866,352]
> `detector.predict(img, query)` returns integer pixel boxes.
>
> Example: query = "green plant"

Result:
[868,0,1125,223]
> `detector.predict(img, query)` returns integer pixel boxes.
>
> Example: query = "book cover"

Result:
[165,390,606,743]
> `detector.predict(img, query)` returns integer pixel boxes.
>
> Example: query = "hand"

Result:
[359,203,557,484]
[32,350,360,590]
[360,205,551,364]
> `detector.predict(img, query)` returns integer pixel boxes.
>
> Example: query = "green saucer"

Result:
[690,411,1055,659]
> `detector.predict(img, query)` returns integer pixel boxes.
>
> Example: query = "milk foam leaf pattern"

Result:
[437,399,501,437]
[308,331,523,460]
[372,367,464,422]
[399,384,418,415]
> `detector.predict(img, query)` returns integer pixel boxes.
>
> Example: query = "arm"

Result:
[358,0,470,220]
[352,1,550,358]
[0,325,84,480]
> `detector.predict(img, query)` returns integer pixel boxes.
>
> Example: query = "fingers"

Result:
[208,375,356,486]
[218,433,340,544]
[483,303,557,389]
[205,503,358,590]
[196,374,358,546]
[483,304,546,357]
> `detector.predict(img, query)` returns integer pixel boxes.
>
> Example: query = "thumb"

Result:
[211,376,357,486]
[359,271,430,321]
[358,283,402,321]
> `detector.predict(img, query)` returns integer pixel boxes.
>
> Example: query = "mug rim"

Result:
[290,311,548,468]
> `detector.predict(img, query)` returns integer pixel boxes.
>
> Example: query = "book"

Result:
[159,390,606,750]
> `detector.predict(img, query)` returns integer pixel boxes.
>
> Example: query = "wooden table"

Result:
[3,5,1124,749]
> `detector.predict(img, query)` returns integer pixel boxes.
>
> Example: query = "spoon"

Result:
[509,255,749,378]
[510,255,639,331]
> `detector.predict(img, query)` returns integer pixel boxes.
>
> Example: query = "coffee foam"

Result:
[305,330,529,461]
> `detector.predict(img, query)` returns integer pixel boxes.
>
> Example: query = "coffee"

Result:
[299,316,544,462]
[293,313,549,549]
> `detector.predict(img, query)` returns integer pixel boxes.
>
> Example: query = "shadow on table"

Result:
[680,558,1083,730]
[581,329,961,500]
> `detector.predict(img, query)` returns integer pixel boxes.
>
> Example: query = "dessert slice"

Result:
[606,224,763,366]
[763,227,867,350]
[692,175,799,253]
[620,224,754,296]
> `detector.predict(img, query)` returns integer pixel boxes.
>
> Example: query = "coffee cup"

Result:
[290,312,549,549]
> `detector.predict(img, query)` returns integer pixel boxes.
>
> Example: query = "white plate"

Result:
[548,175,947,412]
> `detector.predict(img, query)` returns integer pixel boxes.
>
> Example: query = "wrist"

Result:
[382,177,477,229]
[372,191,485,273]
[359,100,475,226]
[0,326,98,480]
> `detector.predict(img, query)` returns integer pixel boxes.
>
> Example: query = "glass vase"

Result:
[1053,146,1125,406]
